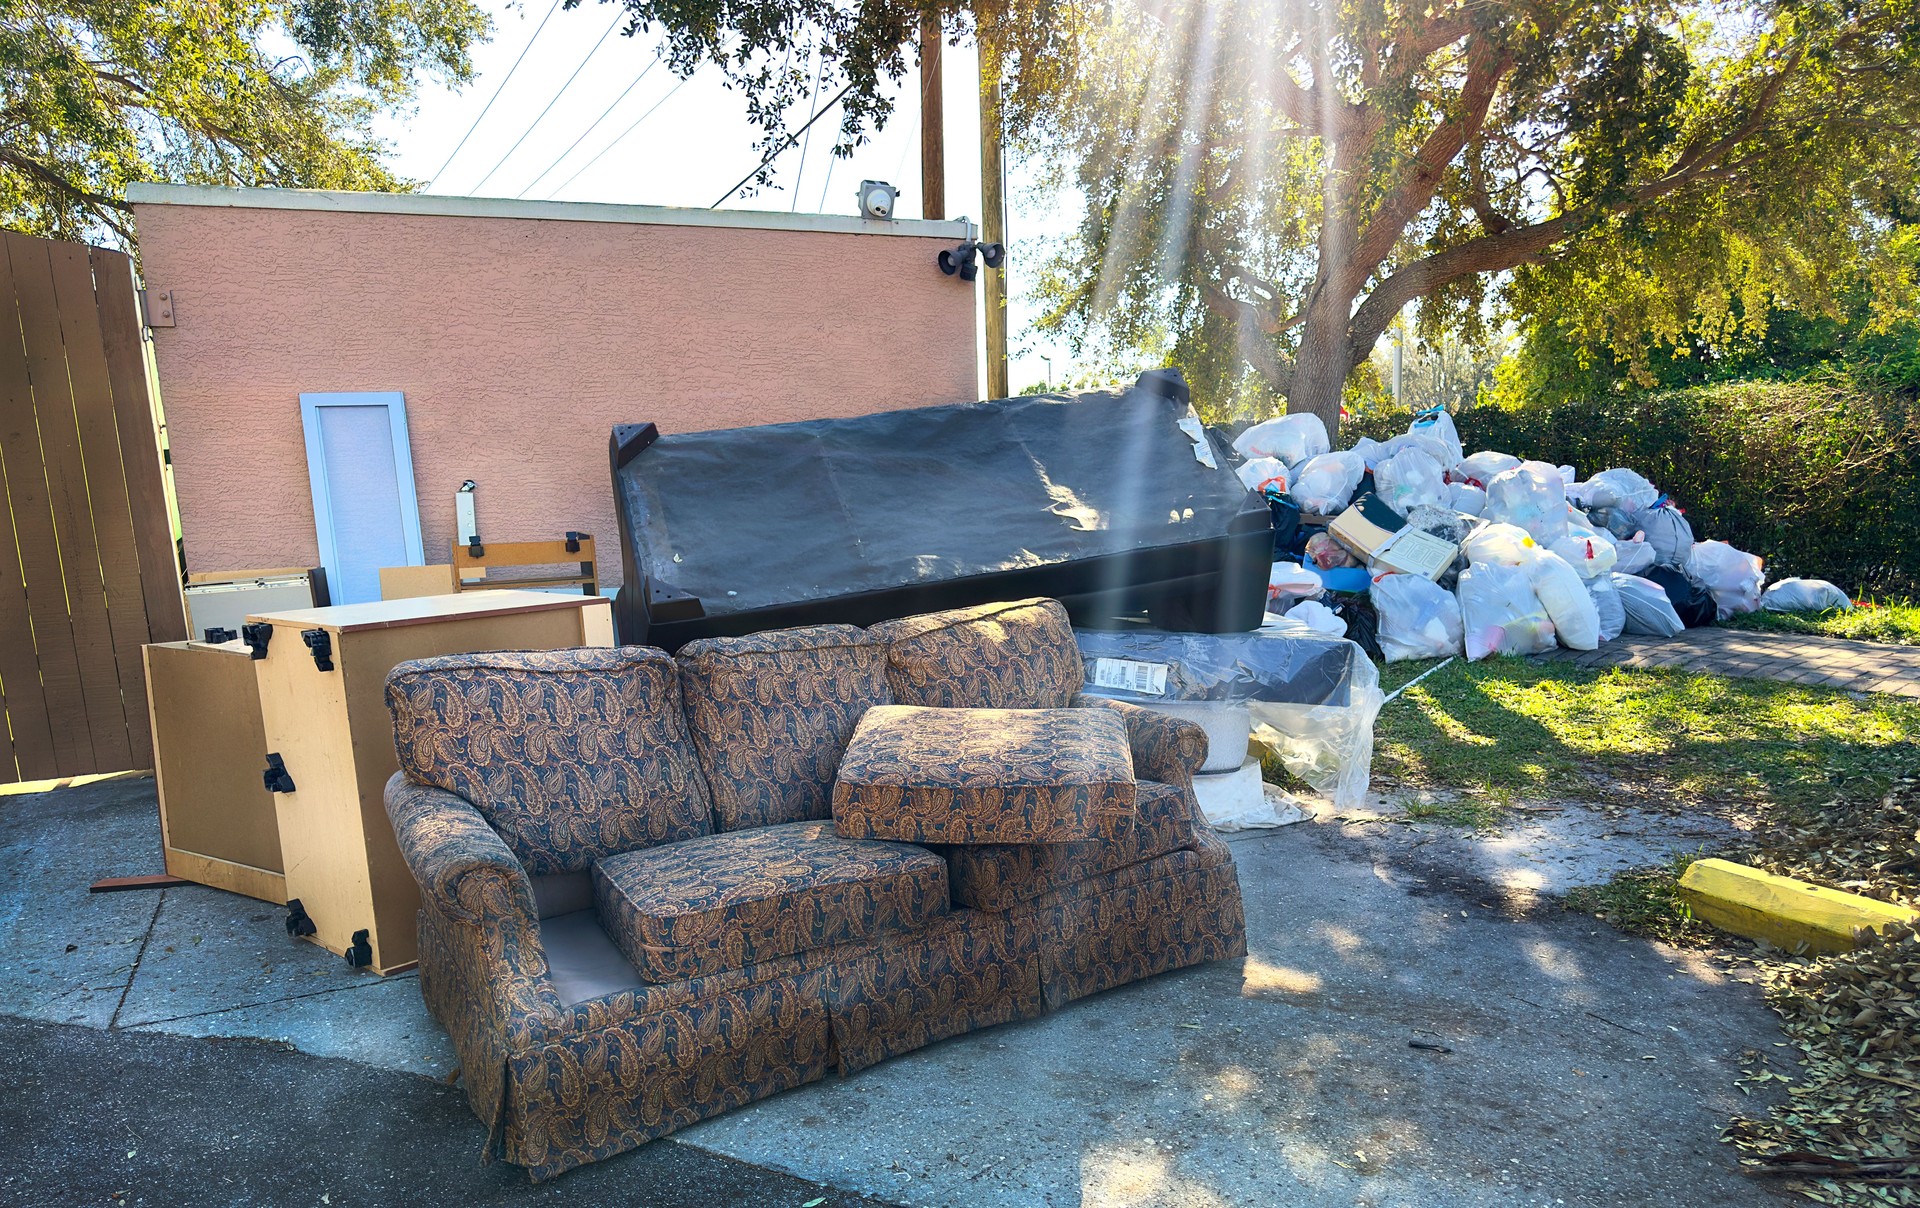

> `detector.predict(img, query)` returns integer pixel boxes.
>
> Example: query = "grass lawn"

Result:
[1721,597,1920,645]
[1374,657,1920,815]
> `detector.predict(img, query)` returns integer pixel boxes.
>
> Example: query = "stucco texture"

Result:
[133,202,977,588]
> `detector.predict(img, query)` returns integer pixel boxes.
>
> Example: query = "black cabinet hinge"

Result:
[301,628,334,672]
[345,929,373,968]
[285,898,316,937]
[241,622,273,660]
[262,753,296,794]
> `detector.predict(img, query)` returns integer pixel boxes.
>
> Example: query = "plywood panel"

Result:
[146,642,283,885]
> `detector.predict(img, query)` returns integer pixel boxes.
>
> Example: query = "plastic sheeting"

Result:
[1073,627,1383,811]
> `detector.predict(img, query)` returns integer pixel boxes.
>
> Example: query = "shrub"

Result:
[1352,373,1920,596]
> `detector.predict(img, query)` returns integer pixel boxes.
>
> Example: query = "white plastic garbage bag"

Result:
[1458,562,1557,660]
[1638,504,1696,568]
[1288,450,1366,515]
[1373,447,1449,518]
[1613,572,1686,637]
[1485,461,1570,544]
[1372,572,1464,661]
[1377,432,1455,470]
[1462,521,1541,568]
[1236,456,1290,494]
[1761,578,1853,613]
[1233,413,1329,466]
[1583,468,1662,517]
[1448,483,1487,516]
[1588,574,1625,643]
[1408,407,1464,469]
[1451,450,1522,489]
[1349,436,1387,471]
[1528,548,1601,650]
[1549,531,1619,580]
[1283,597,1347,637]
[1268,561,1322,603]
[1686,540,1766,619]
[1248,652,1384,812]
[1611,539,1657,577]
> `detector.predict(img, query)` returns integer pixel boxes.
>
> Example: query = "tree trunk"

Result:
[1286,301,1355,439]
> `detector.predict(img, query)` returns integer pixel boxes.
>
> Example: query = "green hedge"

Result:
[1353,375,1920,596]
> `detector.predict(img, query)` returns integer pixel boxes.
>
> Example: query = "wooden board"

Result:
[378,564,458,600]
[251,587,607,634]
[256,599,613,973]
[146,642,285,902]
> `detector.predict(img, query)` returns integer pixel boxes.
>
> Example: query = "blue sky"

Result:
[369,0,1077,395]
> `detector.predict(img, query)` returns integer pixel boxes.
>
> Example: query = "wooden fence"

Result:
[0,230,186,784]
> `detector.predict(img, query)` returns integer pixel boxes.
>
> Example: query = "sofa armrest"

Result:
[1071,694,1208,786]
[384,774,567,1037]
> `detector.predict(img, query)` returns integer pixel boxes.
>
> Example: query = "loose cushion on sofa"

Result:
[675,625,892,833]
[387,648,713,876]
[592,821,949,982]
[940,779,1199,911]
[866,598,1084,709]
[832,705,1136,844]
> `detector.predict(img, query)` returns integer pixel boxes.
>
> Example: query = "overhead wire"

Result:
[541,71,694,200]
[427,0,562,187]
[712,82,853,208]
[790,45,826,212]
[467,7,627,194]
[517,55,663,198]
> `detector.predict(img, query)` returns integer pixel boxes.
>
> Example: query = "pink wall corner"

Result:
[132,198,978,592]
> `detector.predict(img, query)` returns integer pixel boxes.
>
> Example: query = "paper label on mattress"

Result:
[1091,657,1170,696]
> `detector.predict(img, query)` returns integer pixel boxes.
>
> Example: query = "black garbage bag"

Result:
[1644,566,1716,628]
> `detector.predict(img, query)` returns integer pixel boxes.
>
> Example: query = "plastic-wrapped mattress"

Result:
[609,370,1273,648]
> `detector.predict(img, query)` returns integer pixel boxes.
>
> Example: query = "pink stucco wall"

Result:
[132,195,977,588]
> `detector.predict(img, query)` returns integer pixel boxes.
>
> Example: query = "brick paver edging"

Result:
[1536,627,1920,697]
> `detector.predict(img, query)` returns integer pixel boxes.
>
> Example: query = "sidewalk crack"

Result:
[108,890,166,1031]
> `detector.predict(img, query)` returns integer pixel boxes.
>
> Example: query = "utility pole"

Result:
[918,14,944,220]
[979,14,1009,399]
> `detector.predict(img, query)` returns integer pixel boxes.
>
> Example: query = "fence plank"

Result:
[91,248,184,646]
[0,406,42,779]
[51,242,150,766]
[6,231,130,770]
[0,237,90,775]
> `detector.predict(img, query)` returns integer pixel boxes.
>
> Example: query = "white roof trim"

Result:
[126,183,975,240]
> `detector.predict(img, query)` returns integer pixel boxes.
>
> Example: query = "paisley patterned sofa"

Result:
[383,597,1247,1181]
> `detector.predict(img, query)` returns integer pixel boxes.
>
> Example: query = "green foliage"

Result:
[1452,374,1920,595]
[1723,601,1920,647]
[0,0,489,241]
[1563,855,1716,947]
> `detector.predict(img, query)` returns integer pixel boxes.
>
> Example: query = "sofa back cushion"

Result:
[386,647,713,875]
[675,624,892,832]
[866,598,1084,709]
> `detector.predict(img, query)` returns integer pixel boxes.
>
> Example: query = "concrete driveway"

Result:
[0,777,1788,1206]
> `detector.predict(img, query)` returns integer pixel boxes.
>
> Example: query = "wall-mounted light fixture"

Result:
[937,239,1006,281]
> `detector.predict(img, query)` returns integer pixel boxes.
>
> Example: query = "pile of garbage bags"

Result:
[1234,406,1854,662]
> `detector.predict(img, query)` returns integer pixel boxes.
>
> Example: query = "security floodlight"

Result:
[858,180,898,220]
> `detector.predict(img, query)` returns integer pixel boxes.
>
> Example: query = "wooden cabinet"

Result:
[145,639,287,904]
[248,590,614,973]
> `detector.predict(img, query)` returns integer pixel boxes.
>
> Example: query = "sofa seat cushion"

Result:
[592,821,949,983]
[939,779,1200,911]
[675,625,892,833]
[866,598,1084,709]
[832,705,1136,844]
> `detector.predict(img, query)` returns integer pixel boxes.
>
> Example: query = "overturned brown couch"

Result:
[383,598,1247,1180]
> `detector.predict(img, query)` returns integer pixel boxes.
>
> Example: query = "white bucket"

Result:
[1140,700,1251,774]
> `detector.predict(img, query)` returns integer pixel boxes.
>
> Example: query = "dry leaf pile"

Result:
[1723,779,1920,1205]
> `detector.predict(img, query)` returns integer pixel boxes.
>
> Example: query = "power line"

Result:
[541,72,694,200]
[791,46,826,212]
[712,82,853,208]
[517,55,662,198]
[428,0,561,187]
[467,7,626,195]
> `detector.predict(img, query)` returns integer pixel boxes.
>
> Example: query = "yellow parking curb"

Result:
[1677,858,1919,954]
